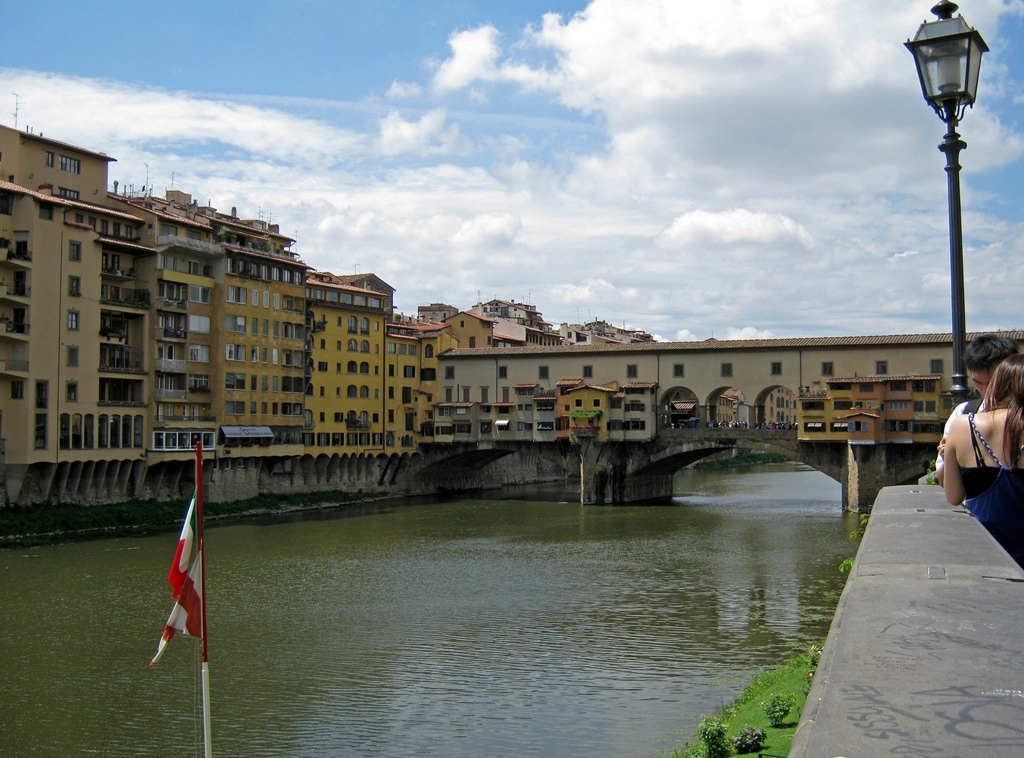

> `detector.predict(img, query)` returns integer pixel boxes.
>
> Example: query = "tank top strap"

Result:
[969,412,1005,468]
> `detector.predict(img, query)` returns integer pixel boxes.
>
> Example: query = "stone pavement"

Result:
[791,485,1024,757]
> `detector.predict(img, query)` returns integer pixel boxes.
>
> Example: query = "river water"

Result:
[0,464,855,757]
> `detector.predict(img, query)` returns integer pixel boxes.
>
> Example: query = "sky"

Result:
[3,0,1023,342]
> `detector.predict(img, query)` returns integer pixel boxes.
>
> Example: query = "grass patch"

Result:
[668,645,820,757]
[0,489,375,543]
[693,453,791,470]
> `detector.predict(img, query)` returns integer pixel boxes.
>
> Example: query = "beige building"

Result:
[0,126,152,501]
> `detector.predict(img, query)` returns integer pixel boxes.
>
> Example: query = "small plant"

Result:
[730,725,766,754]
[808,643,821,668]
[761,693,796,727]
[697,714,731,758]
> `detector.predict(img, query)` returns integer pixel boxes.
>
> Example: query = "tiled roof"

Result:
[623,382,657,389]
[441,331,1024,358]
[97,235,157,254]
[0,181,142,221]
[556,378,584,387]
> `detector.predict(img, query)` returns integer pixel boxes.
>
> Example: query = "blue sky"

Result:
[3,0,1023,340]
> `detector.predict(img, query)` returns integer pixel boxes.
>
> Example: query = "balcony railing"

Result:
[5,249,32,263]
[155,358,187,373]
[160,298,188,311]
[156,414,216,423]
[157,235,223,257]
[101,267,136,279]
[156,388,188,400]
[159,327,188,340]
[4,321,29,335]
[102,291,151,309]
[0,358,29,373]
[0,283,30,298]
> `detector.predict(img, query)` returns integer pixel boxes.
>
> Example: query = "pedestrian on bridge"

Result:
[942,354,1024,567]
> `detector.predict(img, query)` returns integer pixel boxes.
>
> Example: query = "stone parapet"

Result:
[792,485,1024,757]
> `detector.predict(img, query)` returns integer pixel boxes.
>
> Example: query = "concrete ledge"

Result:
[791,485,1024,757]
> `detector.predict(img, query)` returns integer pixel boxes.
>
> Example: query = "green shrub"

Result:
[697,714,731,758]
[730,725,766,754]
[761,693,796,727]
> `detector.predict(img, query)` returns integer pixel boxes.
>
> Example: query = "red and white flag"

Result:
[151,490,203,666]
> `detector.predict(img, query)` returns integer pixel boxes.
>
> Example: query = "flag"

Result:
[151,489,203,666]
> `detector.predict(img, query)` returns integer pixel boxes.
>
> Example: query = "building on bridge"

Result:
[798,374,945,446]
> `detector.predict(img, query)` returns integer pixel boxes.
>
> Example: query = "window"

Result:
[57,187,80,200]
[226,315,247,332]
[68,241,81,261]
[770,362,783,376]
[67,345,79,367]
[189,285,212,304]
[227,286,247,304]
[68,276,81,297]
[45,150,55,167]
[225,372,247,390]
[59,154,81,174]
[930,359,943,375]
[403,365,416,378]
[189,344,211,363]
[445,366,455,380]
[721,363,733,378]
[188,315,211,333]
[626,364,638,379]
[66,382,78,402]
[39,204,53,220]
[539,365,549,380]
[875,361,888,376]
[67,310,79,330]
[583,365,593,379]
[821,362,834,377]
[497,365,507,379]
[11,380,24,399]
[673,364,684,378]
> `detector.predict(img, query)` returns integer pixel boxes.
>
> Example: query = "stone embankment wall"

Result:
[792,485,1024,757]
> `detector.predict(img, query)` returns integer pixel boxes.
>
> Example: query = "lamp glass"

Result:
[907,16,988,109]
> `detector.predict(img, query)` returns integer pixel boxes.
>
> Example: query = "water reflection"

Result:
[0,464,853,757]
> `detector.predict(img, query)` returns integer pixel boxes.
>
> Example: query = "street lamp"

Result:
[906,0,988,406]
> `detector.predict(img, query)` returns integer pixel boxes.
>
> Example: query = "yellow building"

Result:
[444,310,495,349]
[111,189,309,473]
[305,271,390,455]
[798,375,944,445]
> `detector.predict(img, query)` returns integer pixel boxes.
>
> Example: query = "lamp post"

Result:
[906,0,988,406]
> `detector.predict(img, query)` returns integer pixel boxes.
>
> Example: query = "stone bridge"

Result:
[411,429,938,511]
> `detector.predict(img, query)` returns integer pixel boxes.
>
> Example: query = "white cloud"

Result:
[657,209,815,250]
[386,80,422,99]
[4,0,1023,340]
[377,108,466,156]
[433,26,503,93]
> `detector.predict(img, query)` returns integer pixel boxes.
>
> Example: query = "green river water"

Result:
[0,464,856,757]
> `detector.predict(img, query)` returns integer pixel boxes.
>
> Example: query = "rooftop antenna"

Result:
[12,93,21,130]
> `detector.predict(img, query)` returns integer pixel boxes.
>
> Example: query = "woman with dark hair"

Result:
[943,354,1024,566]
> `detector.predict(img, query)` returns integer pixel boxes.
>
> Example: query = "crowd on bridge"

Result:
[666,420,797,431]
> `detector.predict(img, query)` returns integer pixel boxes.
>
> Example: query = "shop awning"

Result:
[495,420,510,429]
[220,425,274,439]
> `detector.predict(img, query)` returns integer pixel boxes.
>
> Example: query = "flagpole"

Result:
[196,442,212,758]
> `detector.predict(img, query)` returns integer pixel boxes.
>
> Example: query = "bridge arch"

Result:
[659,385,701,427]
